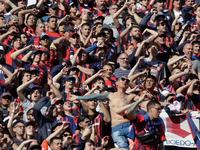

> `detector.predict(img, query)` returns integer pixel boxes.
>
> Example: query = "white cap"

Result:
[0,46,4,52]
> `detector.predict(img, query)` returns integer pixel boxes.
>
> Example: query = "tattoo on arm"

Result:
[78,92,110,101]
[125,100,141,115]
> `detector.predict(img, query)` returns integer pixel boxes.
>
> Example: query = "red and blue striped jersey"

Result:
[30,64,45,85]
[57,9,66,20]
[23,26,36,39]
[57,115,76,134]
[72,132,101,147]
[5,48,23,69]
[3,37,12,48]
[77,63,93,83]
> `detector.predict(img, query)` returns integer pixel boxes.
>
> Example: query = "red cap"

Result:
[69,32,79,38]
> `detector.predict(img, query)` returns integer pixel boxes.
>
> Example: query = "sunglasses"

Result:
[160,22,167,26]
[120,77,130,83]
[66,78,75,83]
[152,107,162,111]
[176,22,181,25]
[87,99,98,102]
[63,134,71,137]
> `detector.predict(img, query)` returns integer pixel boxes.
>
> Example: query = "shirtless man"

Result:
[68,76,140,149]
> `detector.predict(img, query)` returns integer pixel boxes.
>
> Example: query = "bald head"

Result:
[183,43,193,57]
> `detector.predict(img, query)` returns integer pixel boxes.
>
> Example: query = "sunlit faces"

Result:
[102,65,113,78]
[149,103,162,119]
[80,11,90,21]
[109,4,118,15]
[81,25,91,37]
[48,18,57,30]
[13,38,22,49]
[117,53,129,68]
[79,118,91,129]
[63,101,72,111]
[140,0,149,7]
[148,45,159,56]
[31,89,42,103]
[130,27,140,39]
[36,23,45,35]
[185,0,194,6]
[97,0,106,11]
[40,36,50,47]
[27,15,36,27]
[117,76,130,88]
[183,43,193,57]
[22,72,31,83]
[145,78,156,90]
[193,43,200,56]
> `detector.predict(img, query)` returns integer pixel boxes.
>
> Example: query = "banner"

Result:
[160,110,200,148]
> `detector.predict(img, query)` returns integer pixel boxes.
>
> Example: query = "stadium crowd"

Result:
[0,0,199,149]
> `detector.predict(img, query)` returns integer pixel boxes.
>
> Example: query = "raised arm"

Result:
[10,5,25,15]
[48,75,63,99]
[167,55,186,71]
[0,30,16,42]
[171,14,181,36]
[36,0,45,12]
[7,100,17,138]
[5,69,18,90]
[112,2,131,29]
[16,140,36,150]
[120,23,133,45]
[128,56,144,77]
[176,80,193,94]
[99,101,111,123]
[67,92,110,102]
[83,69,105,85]
[70,47,83,66]
[53,36,66,50]
[169,69,189,89]
[10,45,34,66]
[129,70,148,89]
[187,79,199,96]
[17,76,40,102]
[53,66,68,89]
[18,8,37,25]
[46,122,69,144]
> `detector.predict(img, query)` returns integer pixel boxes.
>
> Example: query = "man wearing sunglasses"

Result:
[68,75,139,149]
[116,96,165,150]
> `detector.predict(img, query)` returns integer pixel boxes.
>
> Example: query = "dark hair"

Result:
[171,67,181,74]
[85,139,94,146]
[187,32,197,40]
[47,104,57,118]
[102,63,113,70]
[184,73,199,83]
[71,91,82,96]
[92,76,105,85]
[147,100,161,112]
[47,16,57,23]
[146,42,160,50]
[12,120,24,128]
[19,70,31,84]
[145,75,157,82]
[11,35,21,44]
[77,114,90,130]
[26,14,35,24]
[50,137,62,145]
[122,15,134,27]
[139,65,150,72]
[81,23,90,29]
[93,22,103,27]
[30,87,42,95]
[192,40,200,46]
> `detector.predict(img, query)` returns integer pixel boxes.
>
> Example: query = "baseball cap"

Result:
[68,66,79,72]
[156,19,168,26]
[51,4,59,9]
[59,21,68,26]
[96,32,106,38]
[158,32,166,37]
[81,9,91,14]
[39,33,49,41]
[69,2,78,8]
[29,68,39,73]
[69,32,79,38]
[175,93,185,102]
[28,145,41,150]
[62,60,72,66]
[25,121,37,128]
[0,92,12,99]
[63,25,74,33]
[32,49,42,55]
[51,120,63,132]
[0,46,5,52]
[64,75,76,83]
[53,98,64,105]
[94,16,105,21]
